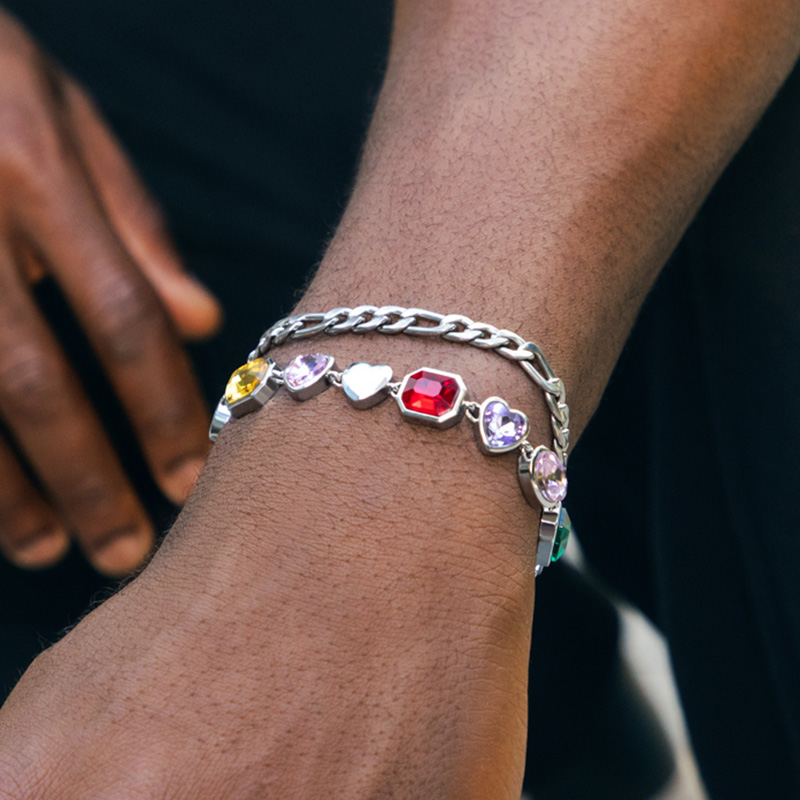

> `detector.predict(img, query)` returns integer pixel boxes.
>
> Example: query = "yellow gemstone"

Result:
[225,358,268,405]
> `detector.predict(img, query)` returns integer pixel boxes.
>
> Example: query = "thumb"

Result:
[64,78,222,339]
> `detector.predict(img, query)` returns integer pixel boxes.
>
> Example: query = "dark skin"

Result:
[1,0,799,797]
[0,10,220,576]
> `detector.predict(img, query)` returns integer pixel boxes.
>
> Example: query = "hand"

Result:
[0,338,538,799]
[0,11,221,576]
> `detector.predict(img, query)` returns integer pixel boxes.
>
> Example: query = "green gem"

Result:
[551,508,571,563]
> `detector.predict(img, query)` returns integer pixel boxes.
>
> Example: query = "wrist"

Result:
[155,326,551,615]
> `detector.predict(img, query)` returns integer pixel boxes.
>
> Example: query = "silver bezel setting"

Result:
[395,367,467,430]
[474,396,530,455]
[284,354,336,401]
[341,362,394,409]
[518,444,564,510]
[208,398,232,441]
[227,358,281,419]
[535,502,562,575]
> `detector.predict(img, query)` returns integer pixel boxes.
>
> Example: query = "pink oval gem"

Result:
[533,449,567,503]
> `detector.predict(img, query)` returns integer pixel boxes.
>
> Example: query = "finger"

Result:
[64,80,222,340]
[0,246,154,575]
[19,156,211,505]
[0,435,70,568]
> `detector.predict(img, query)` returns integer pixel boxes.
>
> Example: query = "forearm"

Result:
[304,0,800,435]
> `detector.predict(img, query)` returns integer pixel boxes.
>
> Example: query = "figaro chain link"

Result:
[249,305,571,463]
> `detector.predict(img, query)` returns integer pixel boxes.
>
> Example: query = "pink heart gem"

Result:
[284,353,332,390]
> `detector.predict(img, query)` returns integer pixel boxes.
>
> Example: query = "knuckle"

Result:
[57,473,121,521]
[91,277,167,362]
[0,97,64,186]
[0,346,62,421]
[142,398,197,441]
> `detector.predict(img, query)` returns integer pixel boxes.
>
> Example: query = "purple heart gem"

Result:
[482,399,528,451]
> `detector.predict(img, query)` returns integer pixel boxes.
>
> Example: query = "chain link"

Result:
[253,306,571,462]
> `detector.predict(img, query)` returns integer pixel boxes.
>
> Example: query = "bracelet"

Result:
[248,306,571,464]
[210,351,571,575]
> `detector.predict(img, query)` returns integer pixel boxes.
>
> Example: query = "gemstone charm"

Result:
[225,358,268,405]
[396,367,467,429]
[341,362,393,409]
[533,449,568,504]
[224,357,280,418]
[518,445,568,509]
[283,353,335,400]
[552,507,571,563]
[476,396,529,454]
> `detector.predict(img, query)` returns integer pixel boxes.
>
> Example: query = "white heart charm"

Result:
[341,362,393,409]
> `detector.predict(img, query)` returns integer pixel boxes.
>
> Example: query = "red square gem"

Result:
[400,370,460,417]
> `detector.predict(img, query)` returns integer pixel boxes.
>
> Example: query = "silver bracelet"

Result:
[248,306,571,464]
[210,352,571,575]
